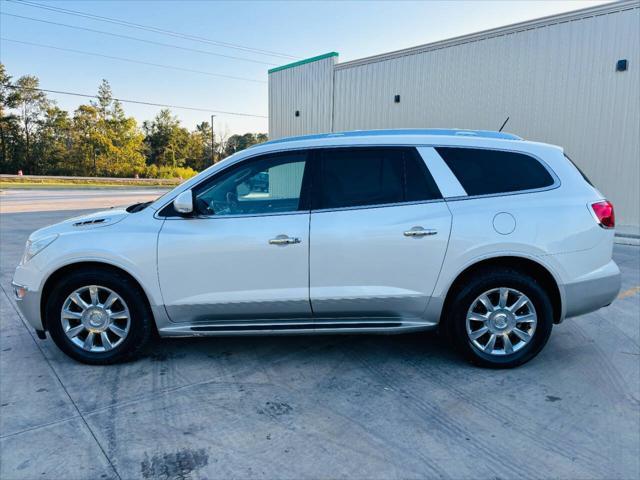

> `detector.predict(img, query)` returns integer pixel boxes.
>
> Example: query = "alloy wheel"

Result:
[60,285,131,352]
[465,287,537,356]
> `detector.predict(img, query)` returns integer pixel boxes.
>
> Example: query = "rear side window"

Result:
[435,147,555,196]
[315,147,441,210]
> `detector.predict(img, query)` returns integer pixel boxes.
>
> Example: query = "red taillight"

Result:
[591,200,615,229]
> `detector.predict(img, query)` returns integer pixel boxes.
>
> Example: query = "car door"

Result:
[309,146,452,318]
[157,150,312,323]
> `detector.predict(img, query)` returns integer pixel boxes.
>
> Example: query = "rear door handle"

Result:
[404,227,437,237]
[269,235,301,245]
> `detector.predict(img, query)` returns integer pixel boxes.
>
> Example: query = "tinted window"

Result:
[193,151,308,216]
[315,147,441,210]
[405,149,442,202]
[436,147,555,196]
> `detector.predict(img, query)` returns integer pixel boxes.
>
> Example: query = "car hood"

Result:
[29,207,129,240]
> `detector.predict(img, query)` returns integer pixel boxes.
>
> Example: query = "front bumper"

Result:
[11,282,44,331]
[563,260,621,319]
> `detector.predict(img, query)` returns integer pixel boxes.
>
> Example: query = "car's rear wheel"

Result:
[46,269,152,364]
[445,268,553,368]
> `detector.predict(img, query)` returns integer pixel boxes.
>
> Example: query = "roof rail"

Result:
[260,129,522,146]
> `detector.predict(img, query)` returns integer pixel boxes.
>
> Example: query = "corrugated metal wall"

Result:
[268,55,336,139]
[268,2,640,226]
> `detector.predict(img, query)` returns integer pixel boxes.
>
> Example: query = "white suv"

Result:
[12,129,621,368]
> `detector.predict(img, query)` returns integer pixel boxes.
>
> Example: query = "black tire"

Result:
[46,269,153,365]
[444,268,553,368]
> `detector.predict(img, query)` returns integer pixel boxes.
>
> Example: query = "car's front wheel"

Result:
[46,269,152,364]
[445,268,554,368]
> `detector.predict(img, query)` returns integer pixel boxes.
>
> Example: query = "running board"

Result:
[158,319,437,337]
[191,321,401,332]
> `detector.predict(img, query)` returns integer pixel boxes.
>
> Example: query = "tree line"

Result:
[0,63,267,179]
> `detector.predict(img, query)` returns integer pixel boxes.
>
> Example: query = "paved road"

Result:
[0,200,639,480]
[0,188,167,213]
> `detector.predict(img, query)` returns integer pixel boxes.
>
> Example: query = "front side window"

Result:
[194,151,308,216]
[315,147,441,210]
[435,147,555,196]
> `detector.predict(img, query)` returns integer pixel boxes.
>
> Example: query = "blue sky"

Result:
[0,0,610,134]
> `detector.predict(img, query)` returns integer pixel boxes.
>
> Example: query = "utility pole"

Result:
[210,114,216,166]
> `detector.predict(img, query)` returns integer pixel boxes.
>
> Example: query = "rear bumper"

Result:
[563,260,621,319]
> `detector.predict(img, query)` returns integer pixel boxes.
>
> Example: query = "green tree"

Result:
[192,121,214,170]
[96,80,145,176]
[143,109,191,168]
[67,80,145,177]
[0,63,21,172]
[0,64,267,177]
[223,132,267,158]
[15,75,49,174]
[69,104,100,176]
[35,106,72,175]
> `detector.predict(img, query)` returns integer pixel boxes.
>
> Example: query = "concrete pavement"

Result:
[0,193,638,480]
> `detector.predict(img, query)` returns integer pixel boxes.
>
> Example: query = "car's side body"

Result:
[12,129,621,344]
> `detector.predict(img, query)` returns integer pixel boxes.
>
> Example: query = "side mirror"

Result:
[173,190,194,215]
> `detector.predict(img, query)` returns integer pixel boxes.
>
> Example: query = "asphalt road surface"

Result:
[0,190,638,480]
[0,188,167,214]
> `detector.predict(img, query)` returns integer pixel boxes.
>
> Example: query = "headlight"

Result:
[20,234,58,264]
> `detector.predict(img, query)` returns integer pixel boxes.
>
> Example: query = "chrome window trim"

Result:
[310,198,446,215]
[155,143,560,219]
[162,209,311,221]
[163,199,446,219]
[443,183,561,202]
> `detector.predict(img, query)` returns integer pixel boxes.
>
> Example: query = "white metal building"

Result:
[268,1,640,227]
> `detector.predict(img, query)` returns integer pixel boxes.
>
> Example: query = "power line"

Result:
[7,85,268,118]
[2,37,268,84]
[7,0,298,60]
[0,12,278,66]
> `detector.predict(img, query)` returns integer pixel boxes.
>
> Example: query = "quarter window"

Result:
[194,152,308,216]
[315,147,441,210]
[435,147,555,196]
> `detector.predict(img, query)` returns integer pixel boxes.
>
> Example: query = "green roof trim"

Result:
[268,52,339,74]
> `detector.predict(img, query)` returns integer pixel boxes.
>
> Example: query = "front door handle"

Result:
[269,235,301,245]
[404,227,437,237]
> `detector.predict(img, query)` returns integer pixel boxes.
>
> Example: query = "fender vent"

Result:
[73,218,107,227]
